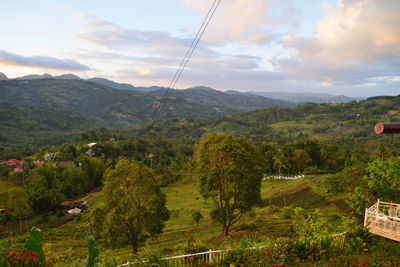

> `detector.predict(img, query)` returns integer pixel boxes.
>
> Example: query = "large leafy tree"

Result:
[194,133,264,236]
[348,157,400,216]
[26,165,63,213]
[92,159,169,253]
[77,155,105,189]
[8,188,32,234]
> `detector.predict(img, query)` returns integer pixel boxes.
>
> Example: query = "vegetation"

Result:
[0,79,292,150]
[1,85,400,265]
[195,134,264,236]
[92,160,169,253]
[348,157,400,216]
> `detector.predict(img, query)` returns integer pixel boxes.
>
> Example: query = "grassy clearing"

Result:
[3,177,346,264]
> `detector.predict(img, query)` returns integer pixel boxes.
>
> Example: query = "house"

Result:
[67,208,81,214]
[0,209,11,214]
[13,167,23,172]
[1,159,22,167]
[44,152,56,161]
[61,201,75,210]
[61,199,89,213]
[87,143,97,148]
[86,143,97,156]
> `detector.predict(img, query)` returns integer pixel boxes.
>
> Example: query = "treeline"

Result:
[1,122,399,234]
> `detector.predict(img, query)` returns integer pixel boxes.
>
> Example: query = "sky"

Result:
[0,0,399,97]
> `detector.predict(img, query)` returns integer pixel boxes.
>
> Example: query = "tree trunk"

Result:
[19,214,22,234]
[131,232,138,254]
[221,223,229,237]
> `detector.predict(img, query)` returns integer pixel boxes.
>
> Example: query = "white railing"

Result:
[117,249,230,266]
[364,199,400,227]
[331,232,346,247]
[118,233,346,266]
[364,199,400,240]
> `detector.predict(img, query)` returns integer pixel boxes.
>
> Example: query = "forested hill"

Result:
[141,95,400,143]
[0,78,291,148]
[150,86,293,112]
[87,79,294,110]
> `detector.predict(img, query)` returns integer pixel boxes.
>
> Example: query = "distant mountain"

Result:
[86,79,295,110]
[150,86,295,112]
[0,78,292,147]
[250,91,359,104]
[16,73,54,80]
[55,74,81,80]
[0,73,8,80]
[87,77,161,93]
[15,73,81,80]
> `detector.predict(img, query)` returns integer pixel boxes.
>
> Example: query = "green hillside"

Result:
[144,95,400,144]
[0,79,294,148]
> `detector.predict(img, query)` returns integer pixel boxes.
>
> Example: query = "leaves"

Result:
[24,227,46,265]
[92,160,169,253]
[84,236,99,267]
[195,133,264,235]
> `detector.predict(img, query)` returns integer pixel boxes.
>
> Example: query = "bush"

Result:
[174,236,209,254]
[265,205,281,214]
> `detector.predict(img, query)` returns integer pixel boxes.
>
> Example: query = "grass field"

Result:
[1,176,352,265]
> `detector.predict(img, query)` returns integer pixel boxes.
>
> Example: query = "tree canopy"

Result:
[194,133,264,236]
[348,157,400,216]
[92,159,169,253]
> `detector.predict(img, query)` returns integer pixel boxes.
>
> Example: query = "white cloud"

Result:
[0,50,90,70]
[178,0,277,44]
[285,0,400,65]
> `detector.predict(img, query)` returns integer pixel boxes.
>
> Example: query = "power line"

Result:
[151,0,222,123]
[154,0,219,118]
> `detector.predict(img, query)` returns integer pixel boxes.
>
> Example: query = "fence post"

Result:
[209,249,212,262]
[127,261,130,267]
[364,208,368,227]
[376,199,380,220]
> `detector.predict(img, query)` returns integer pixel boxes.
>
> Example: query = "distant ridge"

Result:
[15,73,81,80]
[250,91,360,104]
[149,86,295,111]
[2,72,359,103]
[0,72,8,80]
[87,77,161,93]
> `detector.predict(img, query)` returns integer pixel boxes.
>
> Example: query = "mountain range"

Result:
[0,72,359,104]
[249,91,360,104]
[0,77,294,147]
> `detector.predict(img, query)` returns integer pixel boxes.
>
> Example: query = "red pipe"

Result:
[375,123,400,134]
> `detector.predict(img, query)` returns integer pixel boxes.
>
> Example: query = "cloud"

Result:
[277,57,400,85]
[77,14,192,58]
[178,0,279,45]
[0,50,90,70]
[284,0,400,65]
[74,13,264,72]
[275,0,400,89]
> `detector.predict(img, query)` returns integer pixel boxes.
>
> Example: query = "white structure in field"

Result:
[364,199,400,242]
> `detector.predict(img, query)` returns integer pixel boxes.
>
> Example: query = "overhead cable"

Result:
[151,0,222,123]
